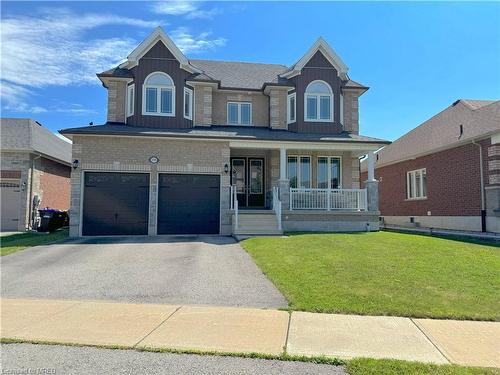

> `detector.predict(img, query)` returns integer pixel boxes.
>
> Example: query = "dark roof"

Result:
[343,79,369,90]
[97,67,133,78]
[188,59,291,89]
[98,60,366,91]
[60,123,390,145]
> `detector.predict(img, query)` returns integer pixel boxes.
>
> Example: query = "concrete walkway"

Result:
[1,298,499,368]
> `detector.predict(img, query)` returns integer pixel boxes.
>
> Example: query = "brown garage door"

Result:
[82,172,149,236]
[157,174,220,235]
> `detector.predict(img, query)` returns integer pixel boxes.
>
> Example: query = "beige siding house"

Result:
[61,27,389,237]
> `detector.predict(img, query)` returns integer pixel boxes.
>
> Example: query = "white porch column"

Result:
[365,150,379,212]
[367,150,375,182]
[280,146,287,180]
[278,146,290,211]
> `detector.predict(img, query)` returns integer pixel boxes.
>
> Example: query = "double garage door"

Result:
[82,172,220,236]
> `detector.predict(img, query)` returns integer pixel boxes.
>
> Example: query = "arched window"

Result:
[304,80,333,122]
[142,72,175,116]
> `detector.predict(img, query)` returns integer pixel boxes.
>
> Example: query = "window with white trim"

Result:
[287,156,311,189]
[142,72,175,116]
[305,80,333,122]
[406,168,427,199]
[317,156,341,189]
[183,87,193,120]
[227,102,252,125]
[287,93,296,124]
[127,84,134,117]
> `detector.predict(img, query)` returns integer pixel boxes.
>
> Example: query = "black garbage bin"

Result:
[37,209,68,232]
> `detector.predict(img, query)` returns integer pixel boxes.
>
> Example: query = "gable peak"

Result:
[120,27,201,74]
[281,37,349,80]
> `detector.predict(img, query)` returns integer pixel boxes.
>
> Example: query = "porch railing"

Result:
[272,186,282,231]
[230,185,239,230]
[289,188,367,211]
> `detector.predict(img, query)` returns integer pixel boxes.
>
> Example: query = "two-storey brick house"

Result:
[60,27,389,237]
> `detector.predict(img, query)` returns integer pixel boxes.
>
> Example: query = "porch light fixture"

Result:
[72,159,79,169]
[224,163,229,174]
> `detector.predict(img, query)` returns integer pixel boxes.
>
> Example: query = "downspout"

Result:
[28,154,42,230]
[472,140,486,232]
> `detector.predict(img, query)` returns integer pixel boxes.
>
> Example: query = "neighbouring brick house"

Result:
[60,27,389,237]
[361,99,500,233]
[1,118,72,231]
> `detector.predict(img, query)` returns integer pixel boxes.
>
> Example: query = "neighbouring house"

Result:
[60,27,390,237]
[361,99,500,233]
[1,118,72,231]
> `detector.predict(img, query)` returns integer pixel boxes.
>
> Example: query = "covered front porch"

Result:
[228,140,379,234]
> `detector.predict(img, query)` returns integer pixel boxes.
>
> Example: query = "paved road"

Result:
[1,344,347,375]
[1,236,287,308]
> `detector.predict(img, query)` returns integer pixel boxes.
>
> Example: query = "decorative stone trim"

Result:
[489,174,500,185]
[489,159,500,171]
[81,163,151,171]
[488,145,500,157]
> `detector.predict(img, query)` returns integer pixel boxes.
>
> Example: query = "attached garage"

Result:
[157,174,220,234]
[0,180,21,231]
[82,172,150,236]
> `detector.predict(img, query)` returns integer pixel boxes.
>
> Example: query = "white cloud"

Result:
[151,1,220,19]
[1,7,226,113]
[170,28,226,54]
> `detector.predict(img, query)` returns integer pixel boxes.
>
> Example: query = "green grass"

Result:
[1,229,69,256]
[2,339,497,374]
[241,232,500,320]
[346,358,499,375]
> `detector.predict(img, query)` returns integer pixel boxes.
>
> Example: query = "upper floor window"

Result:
[184,87,193,120]
[305,80,333,122]
[142,72,175,117]
[227,102,252,125]
[287,93,296,124]
[407,168,427,199]
[127,84,134,117]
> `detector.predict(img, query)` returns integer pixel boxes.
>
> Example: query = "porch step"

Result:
[233,211,283,236]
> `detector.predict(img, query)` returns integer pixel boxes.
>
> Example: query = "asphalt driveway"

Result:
[1,236,287,308]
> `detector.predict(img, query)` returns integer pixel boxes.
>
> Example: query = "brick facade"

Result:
[38,157,71,210]
[1,152,71,231]
[362,140,489,217]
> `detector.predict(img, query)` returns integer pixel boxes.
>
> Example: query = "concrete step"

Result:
[234,229,284,236]
[239,210,275,215]
[238,218,279,225]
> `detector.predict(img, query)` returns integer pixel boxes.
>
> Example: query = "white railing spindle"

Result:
[289,188,367,211]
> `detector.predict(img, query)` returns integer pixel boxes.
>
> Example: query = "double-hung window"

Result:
[127,84,134,117]
[183,87,193,120]
[406,168,427,199]
[227,102,252,125]
[305,80,333,122]
[317,157,341,189]
[287,156,311,189]
[287,93,296,124]
[143,72,175,116]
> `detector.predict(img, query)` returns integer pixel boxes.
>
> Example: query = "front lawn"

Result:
[241,232,500,320]
[1,229,69,256]
[346,358,499,375]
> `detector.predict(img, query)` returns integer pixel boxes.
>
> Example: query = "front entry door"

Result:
[231,157,265,208]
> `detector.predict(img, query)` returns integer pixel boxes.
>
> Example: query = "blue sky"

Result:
[1,1,499,141]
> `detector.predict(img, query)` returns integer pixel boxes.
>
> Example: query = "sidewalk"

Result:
[1,298,499,368]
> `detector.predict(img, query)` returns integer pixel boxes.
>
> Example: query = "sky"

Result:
[1,1,499,142]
